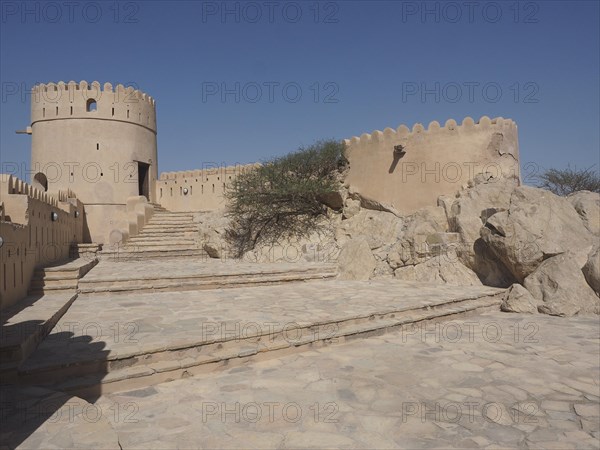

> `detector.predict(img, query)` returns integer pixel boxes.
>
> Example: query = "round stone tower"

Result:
[29,80,158,243]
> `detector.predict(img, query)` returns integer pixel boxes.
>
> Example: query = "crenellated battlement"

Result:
[30,81,157,133]
[343,115,520,215]
[156,164,259,212]
[344,116,517,147]
[1,174,57,207]
[159,164,258,182]
[0,174,84,309]
[0,174,78,209]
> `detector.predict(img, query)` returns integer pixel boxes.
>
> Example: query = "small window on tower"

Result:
[86,99,97,112]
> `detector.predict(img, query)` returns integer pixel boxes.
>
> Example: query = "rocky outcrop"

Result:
[582,246,600,295]
[197,211,230,259]
[336,209,402,251]
[394,252,482,286]
[215,170,599,317]
[480,186,594,283]
[337,238,376,280]
[442,177,518,286]
[523,253,599,316]
[568,191,600,236]
[501,283,538,314]
[386,206,449,268]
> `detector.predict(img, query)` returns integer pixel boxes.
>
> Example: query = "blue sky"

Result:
[1,0,599,184]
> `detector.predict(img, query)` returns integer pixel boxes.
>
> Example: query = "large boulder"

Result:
[501,283,539,314]
[523,253,600,316]
[197,211,230,259]
[568,191,600,236]
[393,251,482,286]
[442,177,518,286]
[582,246,600,295]
[481,186,595,283]
[337,238,376,280]
[336,209,402,251]
[386,206,449,268]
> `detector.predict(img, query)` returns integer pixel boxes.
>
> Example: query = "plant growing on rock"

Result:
[225,140,348,257]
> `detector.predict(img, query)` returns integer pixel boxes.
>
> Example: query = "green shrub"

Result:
[225,140,347,257]
[536,165,600,196]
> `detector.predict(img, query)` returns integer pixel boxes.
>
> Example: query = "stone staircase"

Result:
[9,204,508,402]
[28,258,98,295]
[17,286,504,399]
[149,202,167,212]
[2,257,98,378]
[78,261,338,295]
[100,210,207,260]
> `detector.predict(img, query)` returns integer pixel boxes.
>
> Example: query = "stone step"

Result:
[130,228,198,239]
[98,249,208,261]
[144,219,195,223]
[125,241,198,247]
[137,228,197,234]
[77,267,338,295]
[102,245,200,254]
[28,258,98,296]
[18,292,502,399]
[143,224,197,230]
[0,292,79,377]
[30,280,79,290]
[135,234,197,241]
[150,216,193,221]
[31,272,80,281]
[129,233,197,240]
[148,215,194,220]
[151,212,194,217]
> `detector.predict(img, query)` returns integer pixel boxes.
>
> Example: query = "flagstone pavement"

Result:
[5,310,599,449]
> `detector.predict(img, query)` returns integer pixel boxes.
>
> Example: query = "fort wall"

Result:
[0,175,84,310]
[156,164,257,212]
[343,116,520,214]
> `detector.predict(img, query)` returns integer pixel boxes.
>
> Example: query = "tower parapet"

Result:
[31,81,157,133]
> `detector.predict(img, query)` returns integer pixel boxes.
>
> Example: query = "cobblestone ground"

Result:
[24,280,501,367]
[92,311,598,449]
[6,311,599,449]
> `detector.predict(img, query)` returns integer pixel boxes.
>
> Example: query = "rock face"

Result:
[443,177,518,287]
[216,171,599,317]
[197,211,230,259]
[386,206,449,268]
[394,252,482,286]
[523,253,600,316]
[582,246,600,295]
[337,238,376,280]
[480,186,594,283]
[568,191,600,236]
[501,283,538,314]
[337,209,402,251]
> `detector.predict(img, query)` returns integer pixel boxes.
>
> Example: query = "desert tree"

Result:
[225,140,347,257]
[536,165,600,196]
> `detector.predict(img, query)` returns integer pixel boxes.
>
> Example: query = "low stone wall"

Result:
[0,175,84,310]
